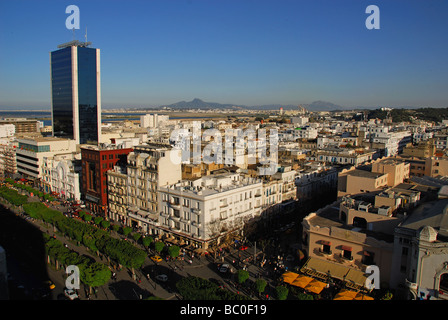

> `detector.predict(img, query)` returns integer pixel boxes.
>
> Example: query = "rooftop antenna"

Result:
[72,27,76,41]
[85,27,88,43]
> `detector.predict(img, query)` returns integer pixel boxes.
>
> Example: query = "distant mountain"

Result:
[158,98,345,112]
[159,98,242,110]
[303,100,344,111]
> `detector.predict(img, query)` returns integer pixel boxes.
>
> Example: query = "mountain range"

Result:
[158,98,346,112]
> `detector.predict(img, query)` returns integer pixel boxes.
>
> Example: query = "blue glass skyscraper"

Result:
[50,40,101,145]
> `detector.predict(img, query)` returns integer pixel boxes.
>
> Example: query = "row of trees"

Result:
[44,234,111,292]
[0,186,147,274]
[21,202,147,270]
[4,178,55,201]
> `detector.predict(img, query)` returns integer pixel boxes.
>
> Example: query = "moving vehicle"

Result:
[151,255,162,263]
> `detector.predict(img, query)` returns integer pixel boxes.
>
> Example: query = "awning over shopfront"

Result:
[300,257,370,291]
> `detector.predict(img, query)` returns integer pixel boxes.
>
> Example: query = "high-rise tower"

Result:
[50,40,101,145]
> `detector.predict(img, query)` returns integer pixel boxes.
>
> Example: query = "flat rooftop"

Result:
[345,169,386,179]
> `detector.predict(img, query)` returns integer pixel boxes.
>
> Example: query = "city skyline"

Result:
[1,0,448,109]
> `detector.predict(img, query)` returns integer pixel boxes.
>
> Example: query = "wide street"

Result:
[2,193,302,301]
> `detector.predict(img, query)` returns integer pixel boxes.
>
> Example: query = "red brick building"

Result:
[81,146,133,215]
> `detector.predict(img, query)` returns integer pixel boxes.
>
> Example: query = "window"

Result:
[321,241,332,254]
[341,246,353,260]
[362,251,375,265]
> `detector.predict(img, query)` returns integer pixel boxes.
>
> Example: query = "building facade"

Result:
[107,143,182,233]
[50,40,101,145]
[16,137,77,181]
[81,145,132,215]
[157,173,263,250]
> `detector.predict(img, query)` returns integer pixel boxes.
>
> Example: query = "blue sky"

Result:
[0,0,447,109]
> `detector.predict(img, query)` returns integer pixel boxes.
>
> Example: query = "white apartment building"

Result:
[273,166,297,201]
[140,114,169,128]
[157,173,263,250]
[0,124,15,138]
[41,153,81,201]
[16,137,77,181]
[295,164,338,204]
[0,139,18,176]
[314,148,375,166]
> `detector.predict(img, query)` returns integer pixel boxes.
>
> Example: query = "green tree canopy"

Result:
[154,241,165,253]
[237,269,249,284]
[167,245,180,259]
[80,262,112,288]
[255,279,267,294]
[276,286,289,300]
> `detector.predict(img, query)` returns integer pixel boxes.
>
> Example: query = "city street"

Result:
[2,195,302,300]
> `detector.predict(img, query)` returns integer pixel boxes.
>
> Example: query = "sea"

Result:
[0,111,150,127]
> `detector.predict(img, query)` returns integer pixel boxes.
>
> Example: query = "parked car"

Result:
[64,288,79,300]
[218,264,230,273]
[155,274,168,282]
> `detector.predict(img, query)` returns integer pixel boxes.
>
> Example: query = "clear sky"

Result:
[0,0,447,109]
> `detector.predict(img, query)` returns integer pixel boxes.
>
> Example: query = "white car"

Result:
[155,274,168,282]
[219,264,229,273]
[64,288,79,300]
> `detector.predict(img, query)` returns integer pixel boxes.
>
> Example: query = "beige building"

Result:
[425,157,448,177]
[301,197,400,291]
[107,143,182,234]
[337,168,388,198]
[371,158,410,187]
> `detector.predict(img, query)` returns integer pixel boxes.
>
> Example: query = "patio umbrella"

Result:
[281,271,299,284]
[304,279,327,294]
[291,275,314,289]
[354,292,374,300]
[333,289,358,300]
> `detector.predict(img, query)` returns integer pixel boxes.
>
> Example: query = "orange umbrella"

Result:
[304,279,327,294]
[333,289,358,300]
[281,271,299,284]
[291,275,314,289]
[354,292,374,300]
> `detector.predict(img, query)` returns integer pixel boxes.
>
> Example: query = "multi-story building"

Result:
[0,124,15,138]
[50,40,101,145]
[157,173,263,250]
[107,143,182,232]
[425,157,448,177]
[273,165,297,202]
[81,145,132,215]
[295,164,338,205]
[301,195,407,291]
[337,168,388,198]
[0,141,18,177]
[313,148,376,167]
[390,198,448,300]
[41,153,81,202]
[15,137,77,182]
[0,119,40,134]
[371,158,410,187]
[140,114,169,128]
